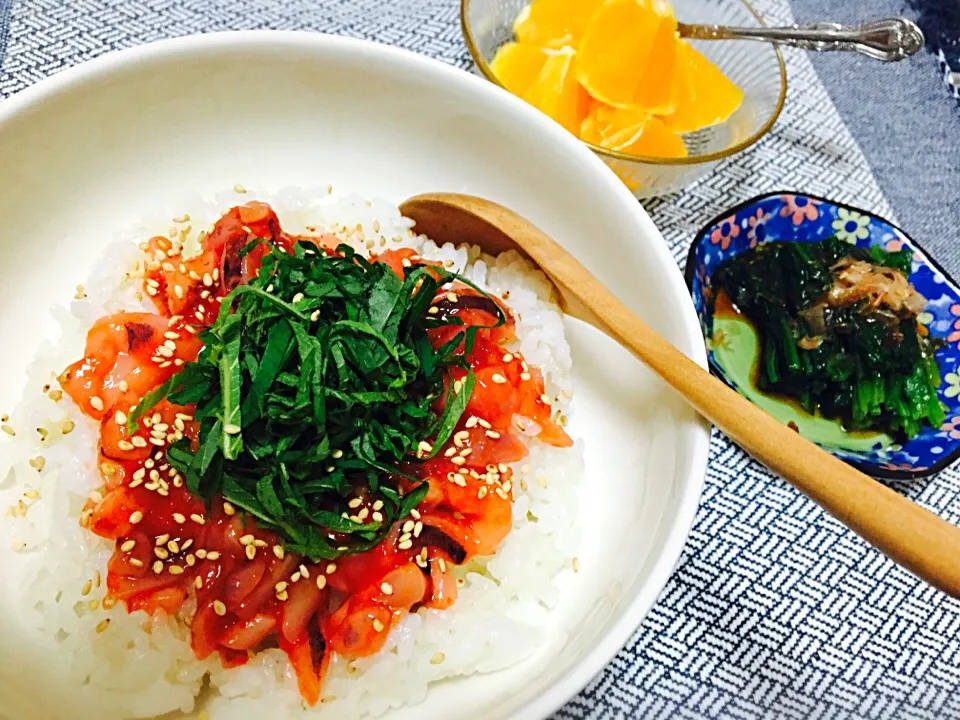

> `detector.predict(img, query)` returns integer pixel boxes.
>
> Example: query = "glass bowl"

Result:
[461,0,788,198]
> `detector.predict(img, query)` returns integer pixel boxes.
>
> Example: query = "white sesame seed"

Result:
[372,619,385,632]
[430,652,445,664]
[245,545,256,560]
[224,424,241,435]
[326,563,337,575]
[173,513,186,524]
[213,600,227,616]
[131,436,148,448]
[380,582,393,595]
[194,576,203,589]
[207,551,221,560]
[316,575,327,590]
[491,374,507,384]
[273,545,285,559]
[129,558,144,568]
[129,511,143,525]
[120,539,136,552]
[398,540,413,550]
[465,416,478,428]
[152,560,164,574]
[190,514,205,525]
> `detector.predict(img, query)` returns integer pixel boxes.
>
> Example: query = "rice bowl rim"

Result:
[0,30,710,719]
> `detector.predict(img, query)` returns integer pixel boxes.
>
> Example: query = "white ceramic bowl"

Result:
[0,31,709,719]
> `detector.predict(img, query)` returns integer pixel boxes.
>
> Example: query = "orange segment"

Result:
[575,0,672,109]
[616,115,687,157]
[523,47,591,135]
[581,102,686,158]
[631,12,679,114]
[661,41,744,134]
[580,102,649,148]
[513,0,605,49]
[489,42,551,97]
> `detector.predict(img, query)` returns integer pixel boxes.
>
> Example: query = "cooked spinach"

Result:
[715,236,944,439]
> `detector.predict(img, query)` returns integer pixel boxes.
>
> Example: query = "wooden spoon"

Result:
[399,192,960,598]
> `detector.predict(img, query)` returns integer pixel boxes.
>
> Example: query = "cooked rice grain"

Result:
[0,187,583,719]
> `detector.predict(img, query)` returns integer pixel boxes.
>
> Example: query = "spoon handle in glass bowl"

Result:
[678,17,924,62]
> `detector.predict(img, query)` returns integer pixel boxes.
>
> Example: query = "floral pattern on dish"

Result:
[685,192,960,480]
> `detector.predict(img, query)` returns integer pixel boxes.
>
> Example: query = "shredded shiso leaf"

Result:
[129,241,503,559]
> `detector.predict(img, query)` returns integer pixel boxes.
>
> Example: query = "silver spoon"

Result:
[678,17,924,62]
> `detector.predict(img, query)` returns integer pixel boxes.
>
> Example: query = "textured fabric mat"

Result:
[1,1,959,718]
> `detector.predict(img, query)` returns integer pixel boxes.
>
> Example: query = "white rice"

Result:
[0,187,584,720]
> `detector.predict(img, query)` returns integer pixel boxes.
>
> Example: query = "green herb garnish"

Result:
[130,242,504,559]
[715,236,944,439]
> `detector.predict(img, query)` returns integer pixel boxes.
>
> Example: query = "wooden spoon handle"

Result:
[465,197,960,598]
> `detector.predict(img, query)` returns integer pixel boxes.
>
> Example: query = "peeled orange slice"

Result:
[631,12,679,115]
[513,0,604,49]
[575,0,673,109]
[661,41,744,134]
[490,42,551,97]
[616,115,687,157]
[581,102,686,158]
[523,47,591,135]
[580,102,648,148]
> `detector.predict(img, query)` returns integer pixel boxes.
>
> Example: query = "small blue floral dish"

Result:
[685,191,960,480]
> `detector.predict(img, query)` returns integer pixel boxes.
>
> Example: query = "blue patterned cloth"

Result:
[2,1,960,719]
